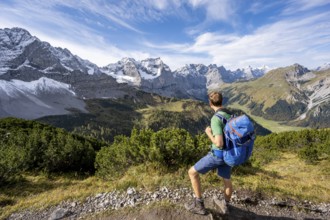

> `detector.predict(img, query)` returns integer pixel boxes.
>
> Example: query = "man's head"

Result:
[208,91,223,107]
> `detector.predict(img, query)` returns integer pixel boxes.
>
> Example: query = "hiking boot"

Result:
[184,198,207,215]
[213,196,229,215]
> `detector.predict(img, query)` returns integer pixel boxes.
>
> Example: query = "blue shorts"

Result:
[194,152,231,179]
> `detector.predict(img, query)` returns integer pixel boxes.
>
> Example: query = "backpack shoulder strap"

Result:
[214,110,228,125]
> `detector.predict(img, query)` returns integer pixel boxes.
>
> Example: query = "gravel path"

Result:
[7,187,330,220]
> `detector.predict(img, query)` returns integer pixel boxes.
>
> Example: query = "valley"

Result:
[227,103,305,133]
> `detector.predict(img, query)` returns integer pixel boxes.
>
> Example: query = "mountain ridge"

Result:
[0,27,329,129]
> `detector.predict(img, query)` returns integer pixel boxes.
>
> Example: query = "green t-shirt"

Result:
[211,110,231,150]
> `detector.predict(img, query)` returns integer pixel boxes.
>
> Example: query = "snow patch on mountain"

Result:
[0,77,86,119]
[316,63,330,71]
[0,77,75,96]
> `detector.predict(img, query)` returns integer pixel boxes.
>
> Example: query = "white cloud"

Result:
[283,0,330,15]
[31,31,151,67]
[188,0,235,22]
[1,0,329,71]
[143,11,330,70]
[188,12,330,69]
[247,1,282,15]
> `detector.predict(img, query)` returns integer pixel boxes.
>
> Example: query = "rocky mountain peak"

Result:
[175,64,208,76]
[285,64,311,81]
[293,63,310,74]
[0,27,36,48]
[120,57,137,65]
[0,27,103,76]
[140,57,171,75]
[208,64,218,69]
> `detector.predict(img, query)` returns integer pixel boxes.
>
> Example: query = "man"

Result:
[185,91,233,215]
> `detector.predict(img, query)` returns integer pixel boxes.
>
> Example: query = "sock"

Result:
[196,198,204,203]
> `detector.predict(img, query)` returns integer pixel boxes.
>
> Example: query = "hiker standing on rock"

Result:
[185,91,232,215]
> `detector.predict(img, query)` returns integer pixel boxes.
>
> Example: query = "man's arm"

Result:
[205,126,224,148]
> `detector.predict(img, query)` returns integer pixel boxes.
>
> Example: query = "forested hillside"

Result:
[37,92,271,142]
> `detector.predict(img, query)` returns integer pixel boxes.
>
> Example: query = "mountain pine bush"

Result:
[0,118,102,184]
[95,128,210,179]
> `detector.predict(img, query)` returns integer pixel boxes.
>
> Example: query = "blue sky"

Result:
[1,0,330,70]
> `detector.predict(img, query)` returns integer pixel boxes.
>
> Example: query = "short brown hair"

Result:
[208,91,223,107]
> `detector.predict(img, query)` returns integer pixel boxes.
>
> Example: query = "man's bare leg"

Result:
[188,166,202,198]
[185,166,206,215]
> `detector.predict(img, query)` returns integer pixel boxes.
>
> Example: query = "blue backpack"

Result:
[215,112,256,167]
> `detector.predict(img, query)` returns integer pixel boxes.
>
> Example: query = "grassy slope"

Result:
[233,153,330,201]
[136,98,211,129]
[1,152,329,219]
[222,67,329,111]
[228,103,304,133]
[219,66,330,131]
[221,66,294,110]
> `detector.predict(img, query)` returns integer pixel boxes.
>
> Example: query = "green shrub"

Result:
[41,134,96,173]
[0,118,100,177]
[149,128,196,168]
[0,142,26,185]
[95,128,209,179]
[298,146,319,164]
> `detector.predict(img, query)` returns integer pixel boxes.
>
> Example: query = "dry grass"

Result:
[1,153,329,219]
[0,165,189,219]
[0,174,114,219]
[233,153,330,202]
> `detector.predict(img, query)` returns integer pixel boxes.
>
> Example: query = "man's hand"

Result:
[205,126,212,135]
[205,127,223,148]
